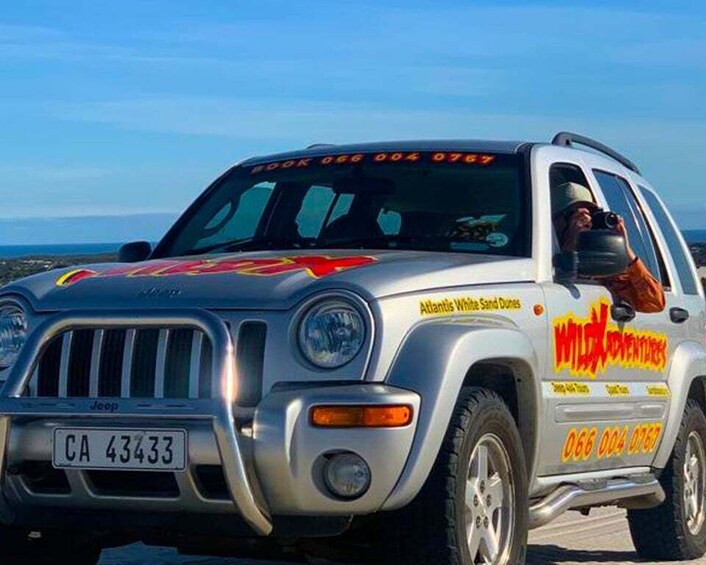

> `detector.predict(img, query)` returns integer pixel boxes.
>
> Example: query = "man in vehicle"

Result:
[552,181,666,313]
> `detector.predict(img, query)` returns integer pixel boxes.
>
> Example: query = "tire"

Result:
[0,527,102,565]
[382,387,528,565]
[628,399,706,560]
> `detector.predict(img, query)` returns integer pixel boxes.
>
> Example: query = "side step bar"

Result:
[529,475,664,529]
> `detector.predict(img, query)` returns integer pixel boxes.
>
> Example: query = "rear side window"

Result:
[592,170,662,282]
[640,187,700,295]
[296,185,336,237]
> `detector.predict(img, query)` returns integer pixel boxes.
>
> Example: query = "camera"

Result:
[591,210,619,230]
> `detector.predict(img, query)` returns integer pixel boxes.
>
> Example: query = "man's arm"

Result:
[605,257,666,313]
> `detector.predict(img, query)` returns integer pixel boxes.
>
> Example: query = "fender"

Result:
[381,320,540,510]
[652,340,706,469]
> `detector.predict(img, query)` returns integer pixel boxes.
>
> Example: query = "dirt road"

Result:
[98,507,706,565]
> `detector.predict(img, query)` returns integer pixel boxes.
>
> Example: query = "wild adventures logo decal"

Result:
[56,255,378,286]
[553,299,668,379]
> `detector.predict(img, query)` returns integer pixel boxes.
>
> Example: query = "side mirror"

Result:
[575,230,630,278]
[118,241,152,263]
[554,230,630,279]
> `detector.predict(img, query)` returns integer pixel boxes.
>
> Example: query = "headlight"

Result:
[0,303,27,371]
[298,300,365,369]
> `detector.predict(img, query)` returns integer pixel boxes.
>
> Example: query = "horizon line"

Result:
[0,211,180,221]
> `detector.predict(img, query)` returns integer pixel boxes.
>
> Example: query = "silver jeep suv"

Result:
[0,133,703,564]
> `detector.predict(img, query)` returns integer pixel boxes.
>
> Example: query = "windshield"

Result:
[155,150,529,258]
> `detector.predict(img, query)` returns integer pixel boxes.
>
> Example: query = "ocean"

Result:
[0,231,704,259]
[684,230,706,244]
[0,243,121,259]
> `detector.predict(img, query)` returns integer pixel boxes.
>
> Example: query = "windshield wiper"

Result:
[318,234,451,250]
[219,237,313,252]
[183,237,309,256]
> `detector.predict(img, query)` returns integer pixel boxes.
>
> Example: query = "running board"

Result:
[529,475,664,529]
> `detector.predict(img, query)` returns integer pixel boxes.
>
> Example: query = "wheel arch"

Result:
[381,321,540,510]
[463,358,537,478]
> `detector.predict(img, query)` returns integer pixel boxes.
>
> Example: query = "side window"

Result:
[192,182,274,250]
[378,209,401,235]
[296,186,335,237]
[296,187,354,237]
[329,194,353,224]
[640,187,700,295]
[592,170,662,281]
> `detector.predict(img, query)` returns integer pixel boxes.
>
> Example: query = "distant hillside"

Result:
[0,214,177,245]
[0,254,116,287]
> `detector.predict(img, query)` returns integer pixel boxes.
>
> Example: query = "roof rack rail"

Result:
[306,143,336,149]
[551,132,641,175]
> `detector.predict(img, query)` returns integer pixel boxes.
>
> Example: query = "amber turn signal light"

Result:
[310,405,413,428]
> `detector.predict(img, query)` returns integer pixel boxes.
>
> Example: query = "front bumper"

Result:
[0,309,420,537]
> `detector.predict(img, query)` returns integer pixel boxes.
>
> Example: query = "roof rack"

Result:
[306,143,336,149]
[551,132,641,175]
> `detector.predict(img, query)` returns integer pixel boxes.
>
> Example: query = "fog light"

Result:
[323,453,371,499]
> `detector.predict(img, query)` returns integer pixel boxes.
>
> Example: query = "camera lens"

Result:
[591,211,618,230]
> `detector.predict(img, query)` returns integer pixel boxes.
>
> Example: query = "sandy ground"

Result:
[97,507,706,565]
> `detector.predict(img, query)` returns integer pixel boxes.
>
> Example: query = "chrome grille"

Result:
[33,328,214,399]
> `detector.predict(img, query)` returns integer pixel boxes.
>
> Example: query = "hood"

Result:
[5,250,535,312]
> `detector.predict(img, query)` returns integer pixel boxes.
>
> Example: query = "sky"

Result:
[0,0,705,242]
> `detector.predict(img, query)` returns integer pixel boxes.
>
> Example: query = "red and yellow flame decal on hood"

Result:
[553,299,667,379]
[56,255,378,287]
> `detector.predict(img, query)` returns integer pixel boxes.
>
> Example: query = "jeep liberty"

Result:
[0,133,703,564]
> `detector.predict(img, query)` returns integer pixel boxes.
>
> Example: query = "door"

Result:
[537,162,681,476]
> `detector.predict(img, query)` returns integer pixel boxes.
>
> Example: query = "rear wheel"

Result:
[628,399,706,560]
[383,387,528,564]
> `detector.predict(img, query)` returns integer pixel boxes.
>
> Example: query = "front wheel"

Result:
[628,399,706,560]
[383,387,528,564]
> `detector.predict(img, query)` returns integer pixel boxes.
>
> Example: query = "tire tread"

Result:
[383,387,527,564]
[628,399,706,560]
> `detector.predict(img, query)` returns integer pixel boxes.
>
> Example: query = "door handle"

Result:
[670,307,690,324]
[611,301,636,323]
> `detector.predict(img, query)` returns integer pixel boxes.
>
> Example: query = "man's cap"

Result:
[552,182,598,216]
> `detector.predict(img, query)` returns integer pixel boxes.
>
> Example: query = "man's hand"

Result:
[561,207,592,252]
[614,216,637,263]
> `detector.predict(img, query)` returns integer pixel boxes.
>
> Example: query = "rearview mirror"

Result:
[575,230,630,278]
[118,241,152,263]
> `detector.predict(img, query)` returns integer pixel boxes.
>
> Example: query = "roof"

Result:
[240,139,529,166]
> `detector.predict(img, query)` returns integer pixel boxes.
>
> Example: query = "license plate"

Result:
[53,428,187,471]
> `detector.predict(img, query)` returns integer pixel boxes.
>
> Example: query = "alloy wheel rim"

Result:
[684,431,706,535]
[465,433,514,564]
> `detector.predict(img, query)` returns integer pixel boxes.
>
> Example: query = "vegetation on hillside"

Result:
[0,255,115,287]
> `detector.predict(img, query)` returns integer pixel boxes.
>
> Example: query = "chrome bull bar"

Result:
[0,309,273,536]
